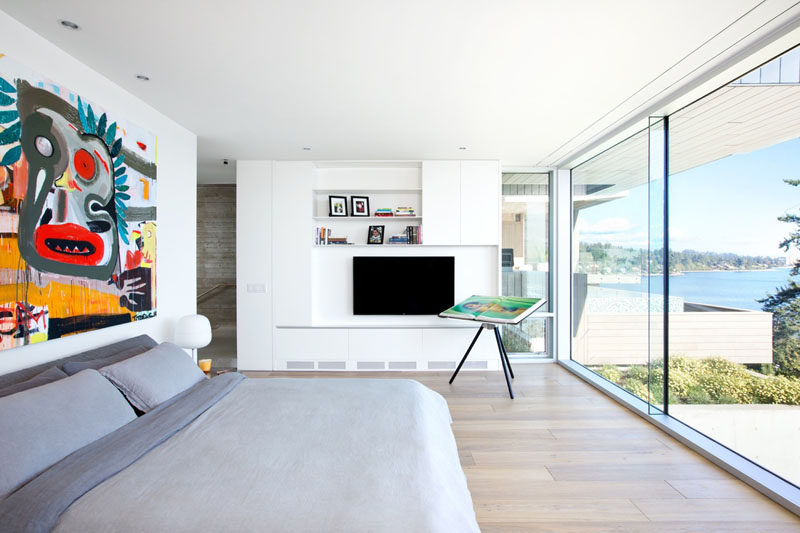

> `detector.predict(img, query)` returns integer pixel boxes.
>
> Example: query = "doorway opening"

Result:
[196,184,236,371]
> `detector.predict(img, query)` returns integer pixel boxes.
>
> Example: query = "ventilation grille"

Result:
[464,361,488,369]
[286,361,314,370]
[318,361,346,370]
[388,361,416,370]
[428,361,456,370]
[357,361,385,370]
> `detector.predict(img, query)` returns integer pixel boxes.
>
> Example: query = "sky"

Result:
[578,136,800,261]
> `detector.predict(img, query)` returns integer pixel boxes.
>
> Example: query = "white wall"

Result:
[0,11,197,374]
[311,245,497,326]
[236,161,273,371]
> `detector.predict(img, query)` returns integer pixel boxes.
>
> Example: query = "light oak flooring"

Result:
[244,364,800,532]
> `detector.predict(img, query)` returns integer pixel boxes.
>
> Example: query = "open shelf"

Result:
[313,216,421,221]
[313,188,422,194]
[313,244,425,248]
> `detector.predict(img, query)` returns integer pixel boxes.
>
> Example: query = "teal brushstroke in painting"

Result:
[0,145,21,166]
[0,77,16,93]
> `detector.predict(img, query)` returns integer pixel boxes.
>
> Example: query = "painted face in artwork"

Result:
[17,95,119,280]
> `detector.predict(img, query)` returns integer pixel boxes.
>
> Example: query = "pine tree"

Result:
[759,179,800,377]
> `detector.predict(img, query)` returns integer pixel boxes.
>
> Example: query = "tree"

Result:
[759,179,800,378]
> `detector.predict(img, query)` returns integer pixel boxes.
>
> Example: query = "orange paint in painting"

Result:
[0,237,22,269]
[0,282,130,319]
[0,237,131,319]
[12,155,28,201]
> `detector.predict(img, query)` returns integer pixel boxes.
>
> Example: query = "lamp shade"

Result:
[174,314,212,350]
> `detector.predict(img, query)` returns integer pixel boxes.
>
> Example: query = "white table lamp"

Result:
[175,314,212,363]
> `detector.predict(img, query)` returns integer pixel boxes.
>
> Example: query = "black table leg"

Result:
[494,326,514,379]
[494,326,514,398]
[449,326,483,384]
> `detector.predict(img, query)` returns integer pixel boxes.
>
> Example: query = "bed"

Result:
[0,336,479,532]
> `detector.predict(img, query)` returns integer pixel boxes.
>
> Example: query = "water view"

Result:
[601,267,793,311]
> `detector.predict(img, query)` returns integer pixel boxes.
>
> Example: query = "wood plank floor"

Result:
[244,364,800,531]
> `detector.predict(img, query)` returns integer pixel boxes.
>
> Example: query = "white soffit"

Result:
[0,1,798,181]
[572,80,800,195]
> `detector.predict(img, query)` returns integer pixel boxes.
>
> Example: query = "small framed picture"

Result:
[367,225,384,245]
[328,195,348,217]
[351,196,370,217]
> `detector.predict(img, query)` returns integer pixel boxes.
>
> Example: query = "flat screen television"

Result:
[353,256,455,315]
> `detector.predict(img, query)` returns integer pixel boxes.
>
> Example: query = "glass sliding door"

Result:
[571,128,667,405]
[665,45,800,487]
[500,172,550,357]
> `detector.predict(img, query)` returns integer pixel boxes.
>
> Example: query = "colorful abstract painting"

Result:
[0,54,156,351]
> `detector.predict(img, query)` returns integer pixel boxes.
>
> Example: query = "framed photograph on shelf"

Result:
[328,195,348,217]
[351,196,370,217]
[367,225,385,245]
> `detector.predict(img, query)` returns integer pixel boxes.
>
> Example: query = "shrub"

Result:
[670,356,702,374]
[623,379,649,400]
[595,365,622,384]
[697,370,755,403]
[752,375,800,404]
[685,385,712,404]
[668,368,693,399]
[592,357,800,406]
[625,365,649,383]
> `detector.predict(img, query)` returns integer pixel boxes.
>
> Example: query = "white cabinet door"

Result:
[236,161,273,371]
[422,161,461,245]
[275,328,348,361]
[273,162,315,326]
[460,161,500,245]
[348,329,423,362]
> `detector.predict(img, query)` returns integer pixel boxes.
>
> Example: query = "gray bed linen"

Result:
[0,372,245,533]
[54,378,479,532]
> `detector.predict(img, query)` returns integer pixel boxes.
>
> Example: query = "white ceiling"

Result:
[0,0,797,182]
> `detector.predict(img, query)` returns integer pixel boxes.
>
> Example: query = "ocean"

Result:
[600,268,794,311]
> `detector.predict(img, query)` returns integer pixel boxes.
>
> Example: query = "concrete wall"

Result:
[197,185,236,326]
[573,310,773,365]
[671,404,800,487]
[197,185,236,294]
[0,11,197,374]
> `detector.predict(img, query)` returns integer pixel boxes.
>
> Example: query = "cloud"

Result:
[582,217,637,235]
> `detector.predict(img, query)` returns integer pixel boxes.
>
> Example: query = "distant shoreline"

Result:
[679,267,787,274]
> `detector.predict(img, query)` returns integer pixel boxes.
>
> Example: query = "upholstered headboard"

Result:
[0,335,158,390]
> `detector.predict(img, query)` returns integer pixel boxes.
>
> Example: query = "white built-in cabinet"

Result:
[421,161,460,245]
[272,161,314,327]
[245,159,502,371]
[422,160,500,245]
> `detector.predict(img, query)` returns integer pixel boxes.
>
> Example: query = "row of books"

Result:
[374,207,417,217]
[314,227,352,245]
[387,225,422,245]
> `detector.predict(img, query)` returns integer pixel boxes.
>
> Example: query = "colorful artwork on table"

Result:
[0,54,157,351]
[439,295,545,324]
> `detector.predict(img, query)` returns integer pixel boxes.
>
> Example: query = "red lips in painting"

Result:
[34,223,105,266]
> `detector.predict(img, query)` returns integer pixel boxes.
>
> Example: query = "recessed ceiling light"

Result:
[59,20,79,30]
[458,146,467,150]
[302,147,311,151]
[135,74,150,81]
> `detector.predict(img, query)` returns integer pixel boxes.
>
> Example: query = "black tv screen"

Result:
[353,256,455,315]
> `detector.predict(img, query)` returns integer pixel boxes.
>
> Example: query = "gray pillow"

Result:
[0,369,136,499]
[62,344,152,375]
[0,366,67,398]
[99,342,206,413]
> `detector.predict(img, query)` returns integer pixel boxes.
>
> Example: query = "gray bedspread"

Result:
[6,376,478,532]
[0,372,245,533]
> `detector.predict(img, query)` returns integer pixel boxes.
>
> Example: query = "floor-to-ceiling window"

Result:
[570,129,665,406]
[666,46,800,487]
[570,44,800,489]
[501,172,551,357]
